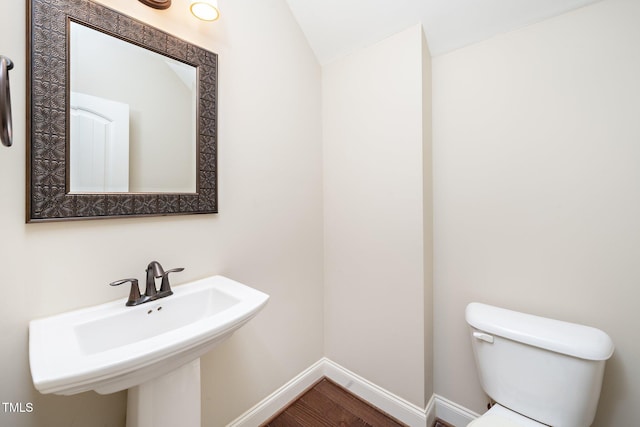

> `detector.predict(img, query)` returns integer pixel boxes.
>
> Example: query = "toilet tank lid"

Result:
[466,303,614,361]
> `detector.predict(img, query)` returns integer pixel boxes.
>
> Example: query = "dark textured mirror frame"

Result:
[27,0,217,222]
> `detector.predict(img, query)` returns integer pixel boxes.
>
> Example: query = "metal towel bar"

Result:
[1,55,14,147]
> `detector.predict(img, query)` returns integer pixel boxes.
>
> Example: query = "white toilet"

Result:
[465,302,614,427]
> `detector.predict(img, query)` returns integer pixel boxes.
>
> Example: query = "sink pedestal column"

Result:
[126,359,201,427]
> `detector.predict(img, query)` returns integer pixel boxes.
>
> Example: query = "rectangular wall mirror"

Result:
[27,0,217,222]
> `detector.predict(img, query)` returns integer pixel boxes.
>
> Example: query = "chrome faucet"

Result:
[110,261,185,306]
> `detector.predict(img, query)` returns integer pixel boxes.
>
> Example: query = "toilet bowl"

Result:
[468,404,546,427]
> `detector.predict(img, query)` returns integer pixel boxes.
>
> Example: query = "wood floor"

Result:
[262,378,406,427]
[262,377,456,427]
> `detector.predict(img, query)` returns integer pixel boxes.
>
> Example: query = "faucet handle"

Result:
[158,267,185,297]
[110,278,148,306]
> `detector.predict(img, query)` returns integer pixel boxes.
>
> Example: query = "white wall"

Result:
[323,24,433,408]
[0,0,323,426]
[433,0,640,424]
[421,30,434,403]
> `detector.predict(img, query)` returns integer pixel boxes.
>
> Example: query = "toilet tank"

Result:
[466,303,614,427]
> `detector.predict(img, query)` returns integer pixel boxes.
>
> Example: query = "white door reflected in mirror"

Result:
[70,92,130,193]
[69,21,198,194]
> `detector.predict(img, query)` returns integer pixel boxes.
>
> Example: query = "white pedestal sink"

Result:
[29,275,269,427]
[127,359,201,427]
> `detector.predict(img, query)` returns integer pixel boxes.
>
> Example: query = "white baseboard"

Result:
[226,359,325,427]
[322,358,429,427]
[227,358,429,427]
[425,394,437,426]
[434,394,480,426]
[227,357,479,427]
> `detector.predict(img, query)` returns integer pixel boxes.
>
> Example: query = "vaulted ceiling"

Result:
[285,0,602,64]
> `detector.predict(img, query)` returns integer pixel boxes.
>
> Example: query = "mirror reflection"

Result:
[69,22,197,193]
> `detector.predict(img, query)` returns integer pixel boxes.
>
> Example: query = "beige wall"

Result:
[432,0,640,424]
[3,0,638,424]
[0,0,323,426]
[323,24,433,408]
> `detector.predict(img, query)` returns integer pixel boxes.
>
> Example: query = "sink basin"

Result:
[29,275,269,396]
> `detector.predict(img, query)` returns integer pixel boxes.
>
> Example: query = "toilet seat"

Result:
[467,404,547,427]
[468,414,525,427]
